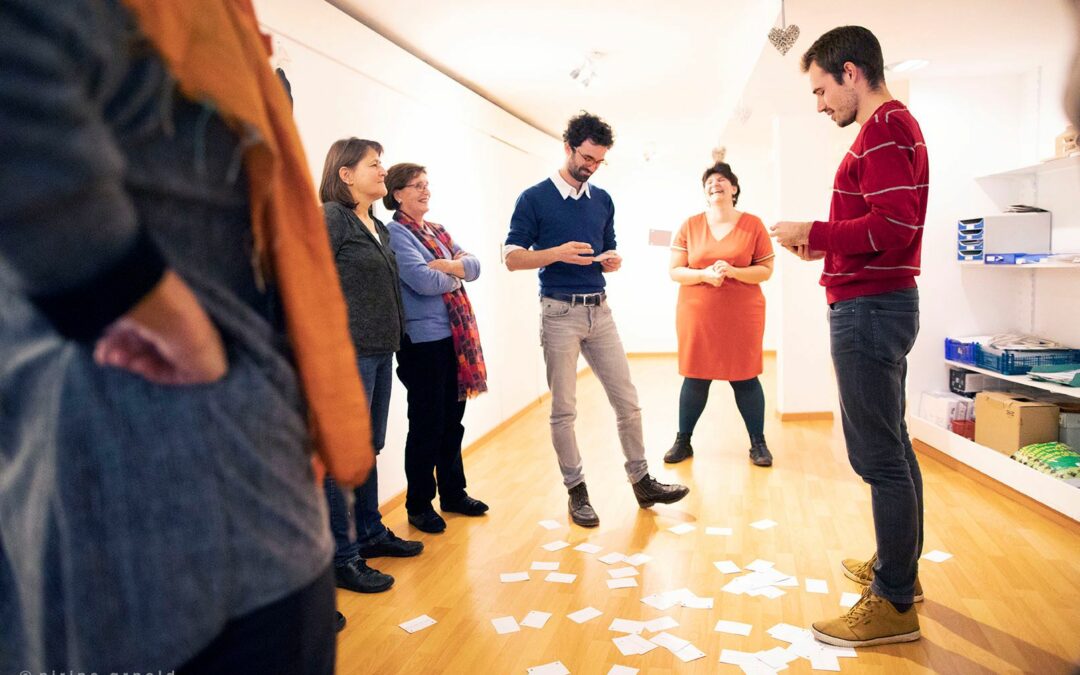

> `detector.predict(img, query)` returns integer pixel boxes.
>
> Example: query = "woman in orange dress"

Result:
[666,162,776,466]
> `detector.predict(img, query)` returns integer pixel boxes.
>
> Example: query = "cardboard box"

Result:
[974,392,1059,454]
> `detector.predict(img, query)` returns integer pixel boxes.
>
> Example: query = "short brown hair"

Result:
[801,26,885,89]
[318,138,383,208]
[701,162,741,206]
[383,163,426,210]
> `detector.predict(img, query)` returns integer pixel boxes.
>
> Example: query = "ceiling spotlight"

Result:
[887,59,930,73]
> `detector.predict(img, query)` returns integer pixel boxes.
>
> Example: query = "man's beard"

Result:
[569,164,592,183]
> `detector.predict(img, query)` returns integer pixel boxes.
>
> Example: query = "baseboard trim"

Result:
[913,439,1079,532]
[777,411,834,422]
[627,350,777,359]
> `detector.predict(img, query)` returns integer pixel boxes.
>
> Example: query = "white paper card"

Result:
[542,540,570,552]
[745,559,775,572]
[624,553,652,566]
[757,646,797,668]
[682,595,714,609]
[768,623,810,643]
[608,618,646,634]
[714,560,742,574]
[674,643,707,662]
[613,633,657,656]
[520,611,552,629]
[668,523,696,535]
[819,644,857,658]
[706,526,733,536]
[719,649,755,666]
[545,572,576,584]
[492,616,520,634]
[538,519,562,530]
[749,519,778,530]
[607,666,638,675]
[810,652,842,671]
[758,586,786,599]
[608,566,639,579]
[641,593,679,611]
[399,614,436,633]
[598,552,627,565]
[607,578,638,589]
[531,561,559,571]
[567,606,602,624]
[650,631,690,653]
[644,616,679,632]
[805,578,829,594]
[923,549,953,563]
[500,572,529,583]
[840,592,861,608]
[574,543,603,554]
[528,661,570,675]
[715,619,753,636]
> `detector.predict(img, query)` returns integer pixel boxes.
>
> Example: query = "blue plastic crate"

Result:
[945,338,978,364]
[975,346,1080,375]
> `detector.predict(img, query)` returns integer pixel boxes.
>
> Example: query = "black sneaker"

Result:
[356,528,424,559]
[335,611,347,633]
[568,482,599,528]
[440,494,489,516]
[408,509,447,533]
[631,474,689,508]
[334,559,394,593]
[663,433,694,463]
[749,438,773,467]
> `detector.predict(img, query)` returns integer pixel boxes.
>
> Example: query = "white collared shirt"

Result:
[549,170,591,200]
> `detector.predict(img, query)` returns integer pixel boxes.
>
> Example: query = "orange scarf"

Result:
[120,0,372,485]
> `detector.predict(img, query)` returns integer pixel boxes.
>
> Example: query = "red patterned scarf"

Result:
[394,211,488,400]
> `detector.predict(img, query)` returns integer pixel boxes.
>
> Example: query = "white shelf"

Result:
[908,415,1080,521]
[976,154,1080,180]
[945,359,1080,399]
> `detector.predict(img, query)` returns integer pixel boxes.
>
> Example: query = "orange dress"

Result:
[673,212,774,381]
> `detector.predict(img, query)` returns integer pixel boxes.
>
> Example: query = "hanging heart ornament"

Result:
[768,24,800,55]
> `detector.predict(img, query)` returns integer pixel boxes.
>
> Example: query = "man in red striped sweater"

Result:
[771,26,927,648]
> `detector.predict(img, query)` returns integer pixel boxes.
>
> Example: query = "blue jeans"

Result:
[324,353,393,566]
[829,288,924,604]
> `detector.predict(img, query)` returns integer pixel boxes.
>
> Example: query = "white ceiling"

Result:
[330,0,1076,160]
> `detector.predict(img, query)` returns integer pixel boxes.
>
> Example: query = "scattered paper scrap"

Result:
[840,592,861,608]
[714,560,741,574]
[492,616,520,634]
[545,572,577,584]
[567,606,602,624]
[399,614,436,634]
[520,611,552,629]
[757,647,797,669]
[609,618,646,634]
[674,643,706,662]
[641,594,679,611]
[715,619,753,636]
[542,540,570,552]
[624,553,652,567]
[706,526,733,536]
[749,519,778,530]
[538,519,562,530]
[806,578,829,594]
[923,549,953,563]
[644,616,679,633]
[500,572,529,583]
[531,561,559,571]
[527,661,570,675]
[668,523,696,535]
[683,595,714,609]
[574,542,603,554]
[598,552,627,565]
[767,623,811,643]
[810,652,841,671]
[745,559,775,573]
[650,631,690,653]
[607,578,638,589]
[757,586,785,600]
[608,566,639,579]
[613,633,657,656]
[607,666,638,675]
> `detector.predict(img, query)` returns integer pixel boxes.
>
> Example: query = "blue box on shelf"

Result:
[975,347,1080,375]
[945,338,979,364]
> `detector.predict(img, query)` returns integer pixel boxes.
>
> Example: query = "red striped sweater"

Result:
[807,100,929,303]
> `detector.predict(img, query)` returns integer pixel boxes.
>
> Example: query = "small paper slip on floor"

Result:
[706,526,733,536]
[749,519,778,530]
[745,558,775,572]
[667,523,696,535]
[674,643,706,663]
[923,549,953,563]
[757,646,797,669]
[810,652,842,671]
[527,661,570,675]
[805,578,829,594]
[538,519,562,530]
[758,586,785,600]
[598,552,626,565]
[624,553,652,566]
[608,566,639,579]
[613,634,656,656]
[715,619,753,636]
[567,606,602,623]
[650,631,690,653]
[641,594,679,611]
[531,561,559,571]
[574,542,603,554]
[819,644,857,658]
[644,616,679,632]
[682,595,714,609]
[399,614,436,633]
[608,618,646,634]
[520,611,552,629]
[607,578,638,589]
[500,572,529,583]
[840,591,862,608]
[545,572,576,584]
[767,623,810,643]
[719,649,756,666]
[607,666,638,675]
[714,560,742,574]
[492,616,520,634]
[542,540,570,552]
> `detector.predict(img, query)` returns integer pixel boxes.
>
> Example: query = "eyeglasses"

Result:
[402,181,430,192]
[573,147,607,167]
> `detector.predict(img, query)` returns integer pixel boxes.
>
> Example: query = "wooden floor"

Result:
[336,355,1080,674]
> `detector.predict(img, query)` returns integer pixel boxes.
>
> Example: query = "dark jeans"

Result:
[324,353,393,565]
[678,376,766,442]
[178,565,335,675]
[829,288,924,604]
[396,336,467,514]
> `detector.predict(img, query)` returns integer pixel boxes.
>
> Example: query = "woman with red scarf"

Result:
[385,163,490,534]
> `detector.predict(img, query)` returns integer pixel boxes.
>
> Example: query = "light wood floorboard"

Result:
[336,355,1080,674]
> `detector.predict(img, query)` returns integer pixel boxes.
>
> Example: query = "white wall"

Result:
[254,0,561,504]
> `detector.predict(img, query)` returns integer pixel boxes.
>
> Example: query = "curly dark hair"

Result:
[701,162,740,206]
[563,111,614,149]
[801,26,885,89]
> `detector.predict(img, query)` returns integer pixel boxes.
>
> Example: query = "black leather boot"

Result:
[663,433,694,463]
[749,437,773,466]
[568,482,599,527]
[632,474,690,508]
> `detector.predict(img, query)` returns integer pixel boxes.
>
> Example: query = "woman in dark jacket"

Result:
[318,138,422,594]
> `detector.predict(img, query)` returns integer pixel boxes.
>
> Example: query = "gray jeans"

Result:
[540,297,649,488]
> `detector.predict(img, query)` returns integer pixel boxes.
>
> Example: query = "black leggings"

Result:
[678,376,765,442]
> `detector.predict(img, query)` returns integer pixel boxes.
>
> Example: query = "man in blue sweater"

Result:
[504,112,689,527]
